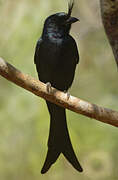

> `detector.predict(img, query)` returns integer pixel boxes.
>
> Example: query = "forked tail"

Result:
[41,101,83,174]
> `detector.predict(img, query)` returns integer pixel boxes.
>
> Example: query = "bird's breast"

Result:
[38,37,76,90]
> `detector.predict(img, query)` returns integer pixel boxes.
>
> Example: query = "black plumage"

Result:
[34,1,83,174]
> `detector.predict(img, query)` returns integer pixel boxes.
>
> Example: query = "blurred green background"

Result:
[0,0,118,179]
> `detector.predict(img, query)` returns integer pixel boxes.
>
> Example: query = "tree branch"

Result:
[0,57,118,127]
[100,0,118,66]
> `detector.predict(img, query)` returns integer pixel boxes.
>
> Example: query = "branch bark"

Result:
[100,0,118,66]
[0,57,118,127]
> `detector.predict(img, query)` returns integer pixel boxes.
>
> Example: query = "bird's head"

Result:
[42,1,79,37]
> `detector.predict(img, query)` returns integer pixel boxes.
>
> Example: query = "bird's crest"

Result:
[67,0,74,18]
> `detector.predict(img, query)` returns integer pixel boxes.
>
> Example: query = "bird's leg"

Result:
[64,90,70,100]
[46,82,52,93]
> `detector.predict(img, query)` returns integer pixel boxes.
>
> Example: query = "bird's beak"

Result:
[66,17,79,24]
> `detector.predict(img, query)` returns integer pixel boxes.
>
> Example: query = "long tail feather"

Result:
[41,101,83,174]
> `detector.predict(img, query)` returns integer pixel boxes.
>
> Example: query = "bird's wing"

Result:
[75,43,79,64]
[34,38,42,64]
[71,37,79,64]
[66,35,79,65]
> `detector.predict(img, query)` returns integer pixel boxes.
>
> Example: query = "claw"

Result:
[46,82,52,93]
[67,92,70,100]
[64,90,70,100]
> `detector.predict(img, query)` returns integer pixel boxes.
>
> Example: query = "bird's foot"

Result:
[46,82,52,93]
[64,90,70,100]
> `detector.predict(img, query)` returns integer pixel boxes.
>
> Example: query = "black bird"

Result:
[34,1,83,174]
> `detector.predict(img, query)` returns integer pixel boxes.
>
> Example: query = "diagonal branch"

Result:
[0,57,118,127]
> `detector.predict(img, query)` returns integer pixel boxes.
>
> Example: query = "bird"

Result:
[34,1,83,174]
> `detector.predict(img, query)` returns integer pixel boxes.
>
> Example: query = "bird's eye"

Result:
[54,13,68,24]
[58,16,68,25]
